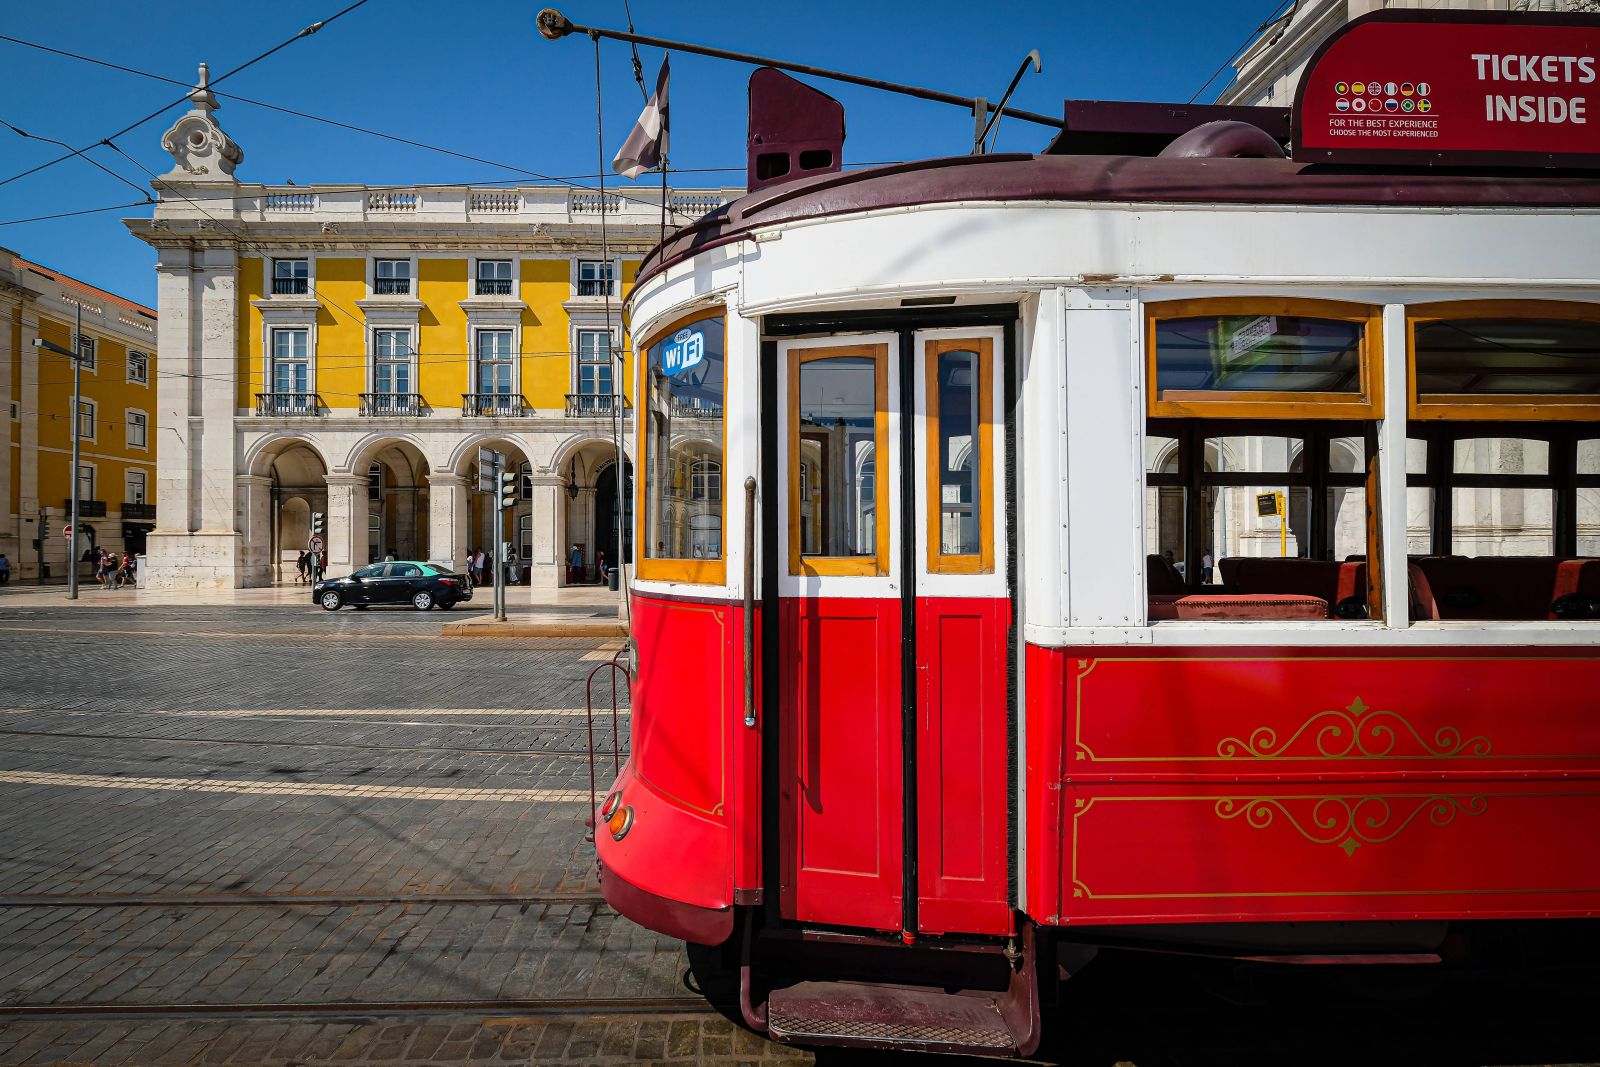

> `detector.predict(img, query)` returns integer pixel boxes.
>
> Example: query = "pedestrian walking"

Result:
[595,549,607,585]
[295,550,308,584]
[1201,552,1215,585]
[568,543,583,585]
[474,547,488,585]
[0,552,10,585]
[312,551,326,583]
[121,553,135,589]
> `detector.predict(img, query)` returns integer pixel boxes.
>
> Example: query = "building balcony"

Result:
[255,392,323,416]
[462,392,528,417]
[69,499,108,518]
[565,393,628,417]
[670,398,722,420]
[474,278,513,296]
[271,277,309,295]
[575,279,616,297]
[123,503,157,521]
[373,277,411,296]
[359,392,425,417]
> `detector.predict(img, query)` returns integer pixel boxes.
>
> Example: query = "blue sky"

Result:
[0,0,1281,303]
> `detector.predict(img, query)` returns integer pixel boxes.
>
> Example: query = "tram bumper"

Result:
[597,855,733,946]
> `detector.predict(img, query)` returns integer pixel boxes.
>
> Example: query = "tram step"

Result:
[766,980,1018,1055]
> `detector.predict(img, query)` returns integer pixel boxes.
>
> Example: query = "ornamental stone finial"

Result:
[159,61,243,181]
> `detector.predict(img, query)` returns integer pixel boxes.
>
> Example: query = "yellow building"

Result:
[123,71,737,588]
[1,250,157,583]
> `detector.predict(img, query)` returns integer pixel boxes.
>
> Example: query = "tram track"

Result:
[0,724,628,760]
[0,890,608,908]
[0,995,719,1022]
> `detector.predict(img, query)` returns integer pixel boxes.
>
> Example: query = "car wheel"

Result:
[412,590,435,611]
[319,591,342,611]
[437,598,455,611]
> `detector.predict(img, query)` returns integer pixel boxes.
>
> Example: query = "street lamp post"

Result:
[34,305,89,600]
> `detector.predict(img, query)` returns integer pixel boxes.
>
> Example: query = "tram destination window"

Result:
[927,337,994,572]
[790,343,888,576]
[639,312,725,584]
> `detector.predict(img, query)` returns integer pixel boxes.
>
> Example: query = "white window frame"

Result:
[370,327,416,395]
[471,326,518,396]
[76,397,96,442]
[575,258,617,298]
[372,256,415,297]
[127,348,149,385]
[272,257,312,296]
[125,468,147,506]
[575,328,614,395]
[125,408,148,450]
[269,327,313,399]
[474,258,515,296]
[75,334,97,373]
[77,461,96,503]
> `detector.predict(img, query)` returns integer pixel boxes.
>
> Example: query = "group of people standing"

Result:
[294,549,327,584]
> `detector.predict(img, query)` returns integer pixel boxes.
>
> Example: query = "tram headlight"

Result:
[608,804,635,842]
[599,790,622,821]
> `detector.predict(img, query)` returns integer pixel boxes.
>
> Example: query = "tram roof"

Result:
[636,151,1600,288]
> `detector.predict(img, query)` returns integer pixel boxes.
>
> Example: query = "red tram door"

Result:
[775,328,1012,937]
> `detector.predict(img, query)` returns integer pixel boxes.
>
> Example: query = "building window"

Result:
[372,329,412,394]
[368,462,383,502]
[691,459,722,503]
[76,398,95,441]
[577,330,613,395]
[273,258,309,295]
[271,329,311,395]
[521,461,533,500]
[75,334,96,371]
[77,464,95,502]
[127,349,149,384]
[475,260,512,296]
[126,469,146,505]
[577,259,615,297]
[374,259,411,295]
[127,410,148,449]
[476,330,514,393]
[519,511,533,560]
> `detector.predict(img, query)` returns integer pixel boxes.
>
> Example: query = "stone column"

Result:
[428,473,468,568]
[527,478,562,591]
[324,474,367,572]
[235,474,274,586]
[0,294,14,568]
[16,302,40,579]
[575,486,598,582]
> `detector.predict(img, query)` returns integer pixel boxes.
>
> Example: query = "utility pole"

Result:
[33,306,88,600]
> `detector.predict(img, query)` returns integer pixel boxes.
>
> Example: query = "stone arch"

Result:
[343,431,434,478]
[246,433,332,480]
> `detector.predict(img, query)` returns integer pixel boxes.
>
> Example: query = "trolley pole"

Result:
[33,306,88,600]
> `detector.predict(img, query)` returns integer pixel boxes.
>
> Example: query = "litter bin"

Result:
[608,566,620,591]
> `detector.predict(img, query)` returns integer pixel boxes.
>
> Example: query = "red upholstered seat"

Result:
[1219,557,1368,619]
[1149,593,1330,621]
[1413,556,1564,620]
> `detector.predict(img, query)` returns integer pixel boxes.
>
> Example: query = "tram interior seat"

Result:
[1409,556,1600,621]
[1219,557,1369,619]
[1146,554,1355,621]
[1147,593,1331,621]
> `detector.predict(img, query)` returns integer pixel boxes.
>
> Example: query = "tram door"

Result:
[776,328,1011,936]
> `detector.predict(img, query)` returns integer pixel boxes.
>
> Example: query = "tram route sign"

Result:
[1292,10,1600,169]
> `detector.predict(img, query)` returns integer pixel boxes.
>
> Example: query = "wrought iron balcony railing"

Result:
[669,398,723,420]
[474,278,513,296]
[461,392,528,417]
[68,499,108,518]
[271,277,309,295]
[575,279,615,297]
[359,392,425,417]
[122,502,157,521]
[373,277,411,295]
[565,393,628,417]
[255,392,323,416]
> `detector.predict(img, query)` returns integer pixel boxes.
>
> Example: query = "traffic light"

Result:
[38,517,49,541]
[311,512,325,535]
[499,470,519,510]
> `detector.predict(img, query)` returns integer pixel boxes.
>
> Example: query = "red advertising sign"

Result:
[1292,10,1600,168]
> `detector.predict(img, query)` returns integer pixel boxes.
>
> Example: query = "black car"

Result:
[314,561,472,611]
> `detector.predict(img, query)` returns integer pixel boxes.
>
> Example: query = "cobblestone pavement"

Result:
[4,605,1600,1066]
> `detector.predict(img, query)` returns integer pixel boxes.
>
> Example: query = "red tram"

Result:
[592,11,1600,1056]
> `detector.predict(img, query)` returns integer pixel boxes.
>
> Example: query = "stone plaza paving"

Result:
[1,596,1599,1065]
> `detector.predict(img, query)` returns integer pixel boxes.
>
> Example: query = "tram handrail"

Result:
[743,476,757,729]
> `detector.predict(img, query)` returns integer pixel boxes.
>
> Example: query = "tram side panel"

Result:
[1026,644,1600,927]
[598,591,755,945]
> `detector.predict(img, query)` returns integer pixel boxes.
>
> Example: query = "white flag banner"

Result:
[612,57,669,180]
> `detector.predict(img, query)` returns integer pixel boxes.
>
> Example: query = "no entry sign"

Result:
[1292,10,1600,168]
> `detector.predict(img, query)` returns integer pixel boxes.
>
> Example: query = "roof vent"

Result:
[747,67,845,193]
[1158,120,1286,160]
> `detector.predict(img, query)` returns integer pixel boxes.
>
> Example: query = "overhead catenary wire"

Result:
[0,0,373,191]
[1186,0,1296,104]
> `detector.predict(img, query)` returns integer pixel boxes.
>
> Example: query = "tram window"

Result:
[1412,312,1600,417]
[1406,439,1434,554]
[790,344,888,576]
[1582,440,1600,556]
[1147,300,1379,420]
[1450,487,1555,556]
[927,338,993,572]
[638,312,725,583]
